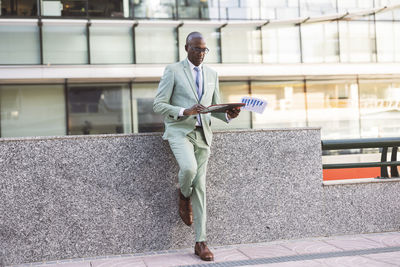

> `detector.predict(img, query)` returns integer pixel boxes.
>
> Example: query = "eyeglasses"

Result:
[189,45,209,54]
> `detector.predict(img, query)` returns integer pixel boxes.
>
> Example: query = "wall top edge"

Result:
[0,128,321,143]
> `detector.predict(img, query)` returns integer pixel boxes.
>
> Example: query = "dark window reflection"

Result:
[132,0,176,19]
[0,0,37,16]
[177,0,212,19]
[137,98,163,132]
[68,84,132,135]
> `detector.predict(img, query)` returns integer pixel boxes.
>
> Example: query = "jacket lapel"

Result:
[183,60,199,101]
[200,66,209,105]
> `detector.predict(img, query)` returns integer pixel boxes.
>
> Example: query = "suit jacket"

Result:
[153,59,228,146]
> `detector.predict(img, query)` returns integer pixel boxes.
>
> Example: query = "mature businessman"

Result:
[153,32,240,261]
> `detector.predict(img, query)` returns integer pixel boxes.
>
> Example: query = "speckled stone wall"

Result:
[1,129,400,266]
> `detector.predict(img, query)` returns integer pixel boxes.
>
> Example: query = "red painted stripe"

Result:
[323,167,381,180]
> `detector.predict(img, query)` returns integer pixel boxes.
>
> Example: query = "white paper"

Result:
[240,97,267,114]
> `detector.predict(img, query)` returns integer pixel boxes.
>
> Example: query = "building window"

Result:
[177,0,219,20]
[179,26,220,63]
[211,81,252,130]
[262,25,301,63]
[135,25,177,64]
[251,81,307,129]
[0,84,66,137]
[306,79,360,139]
[301,22,339,63]
[260,0,299,20]
[0,24,40,64]
[132,83,163,133]
[67,83,132,135]
[0,0,37,16]
[359,79,400,138]
[299,0,337,16]
[132,0,176,19]
[90,24,133,64]
[43,24,88,64]
[221,26,262,63]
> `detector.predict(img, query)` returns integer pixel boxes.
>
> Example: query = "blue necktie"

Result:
[194,66,202,100]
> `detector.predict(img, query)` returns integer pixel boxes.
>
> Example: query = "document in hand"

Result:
[200,103,245,113]
[241,97,267,114]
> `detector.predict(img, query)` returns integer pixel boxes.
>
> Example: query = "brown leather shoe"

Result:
[178,189,193,226]
[195,242,214,261]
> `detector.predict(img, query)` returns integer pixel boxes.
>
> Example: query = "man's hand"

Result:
[183,104,206,116]
[227,107,241,119]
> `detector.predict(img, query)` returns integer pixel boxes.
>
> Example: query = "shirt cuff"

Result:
[226,113,231,123]
[179,108,185,117]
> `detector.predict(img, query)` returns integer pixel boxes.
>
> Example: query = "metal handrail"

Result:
[321,138,400,178]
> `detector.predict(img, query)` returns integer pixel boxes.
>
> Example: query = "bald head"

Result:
[186,32,204,45]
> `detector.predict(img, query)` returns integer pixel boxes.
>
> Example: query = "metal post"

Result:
[391,146,399,177]
[132,22,138,64]
[86,20,91,64]
[176,22,184,62]
[218,23,227,63]
[304,78,309,127]
[129,81,134,134]
[64,79,70,135]
[380,147,389,178]
[38,18,43,65]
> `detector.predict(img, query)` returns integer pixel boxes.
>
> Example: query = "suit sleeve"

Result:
[153,66,183,120]
[211,73,229,123]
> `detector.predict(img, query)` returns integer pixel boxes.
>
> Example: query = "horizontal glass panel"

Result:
[221,26,262,63]
[132,83,163,133]
[0,25,40,64]
[252,81,307,129]
[301,22,339,63]
[211,82,251,130]
[0,0,37,16]
[262,25,301,63]
[306,80,360,139]
[177,0,219,19]
[359,79,400,138]
[0,84,66,137]
[88,0,126,18]
[90,25,133,64]
[43,25,88,64]
[375,0,400,20]
[67,83,131,135]
[178,26,220,63]
[261,0,299,19]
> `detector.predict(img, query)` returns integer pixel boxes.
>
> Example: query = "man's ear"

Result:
[185,44,188,52]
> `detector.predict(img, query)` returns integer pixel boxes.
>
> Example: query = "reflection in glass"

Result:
[88,0,126,17]
[135,26,177,64]
[179,26,220,63]
[300,0,337,16]
[301,22,339,63]
[359,79,400,138]
[0,85,66,137]
[376,21,400,62]
[221,26,261,63]
[90,25,133,64]
[132,0,176,19]
[337,0,373,12]
[0,0,37,16]
[339,21,376,63]
[375,0,400,20]
[262,25,300,63]
[306,80,360,139]
[220,0,260,20]
[211,82,251,130]
[0,25,40,64]
[41,0,87,17]
[43,25,88,64]
[132,83,163,133]
[252,81,307,129]
[68,84,131,135]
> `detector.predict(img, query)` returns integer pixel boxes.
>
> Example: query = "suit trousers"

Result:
[168,127,210,242]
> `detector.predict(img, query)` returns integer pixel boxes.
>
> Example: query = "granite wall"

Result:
[1,128,400,266]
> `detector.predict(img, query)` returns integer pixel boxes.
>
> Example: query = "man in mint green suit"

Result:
[153,32,240,261]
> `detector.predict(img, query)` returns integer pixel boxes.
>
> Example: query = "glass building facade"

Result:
[1,0,400,141]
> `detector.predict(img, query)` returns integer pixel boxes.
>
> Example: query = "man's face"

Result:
[185,37,207,66]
